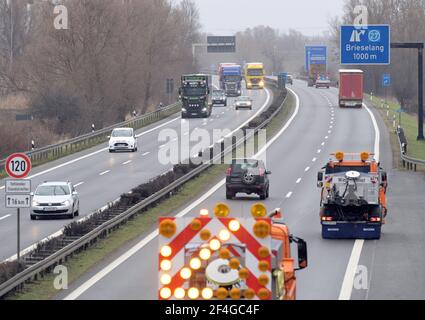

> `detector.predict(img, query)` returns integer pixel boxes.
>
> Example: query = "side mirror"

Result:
[291,236,308,270]
[381,171,387,182]
[266,171,272,175]
[107,135,111,139]
[30,192,34,197]
[72,191,78,196]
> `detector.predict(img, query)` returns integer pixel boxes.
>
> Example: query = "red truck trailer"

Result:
[338,69,364,108]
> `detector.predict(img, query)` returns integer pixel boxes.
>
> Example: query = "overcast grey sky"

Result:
[194,0,345,36]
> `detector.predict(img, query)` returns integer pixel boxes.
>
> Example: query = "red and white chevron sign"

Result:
[158,216,272,300]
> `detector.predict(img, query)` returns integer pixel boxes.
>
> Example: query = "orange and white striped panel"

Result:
[158,217,272,300]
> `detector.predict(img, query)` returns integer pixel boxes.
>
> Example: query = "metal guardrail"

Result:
[396,126,425,171]
[0,79,286,298]
[0,102,181,173]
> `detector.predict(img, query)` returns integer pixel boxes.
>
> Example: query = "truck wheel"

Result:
[226,191,234,200]
[259,192,266,201]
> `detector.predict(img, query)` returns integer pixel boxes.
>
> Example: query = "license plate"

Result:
[44,207,58,212]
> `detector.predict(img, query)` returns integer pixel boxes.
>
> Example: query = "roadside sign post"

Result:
[382,74,391,107]
[5,153,32,264]
[340,25,391,65]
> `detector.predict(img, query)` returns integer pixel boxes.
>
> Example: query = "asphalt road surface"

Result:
[45,80,425,300]
[58,79,401,301]
[0,78,272,261]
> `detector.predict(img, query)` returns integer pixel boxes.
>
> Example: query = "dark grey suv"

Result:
[225,159,271,200]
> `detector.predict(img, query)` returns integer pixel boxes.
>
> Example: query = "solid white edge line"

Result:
[0,214,11,221]
[64,87,300,300]
[338,102,380,300]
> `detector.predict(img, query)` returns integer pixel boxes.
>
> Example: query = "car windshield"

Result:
[112,129,133,137]
[231,161,259,173]
[183,87,206,96]
[224,75,241,82]
[213,91,224,96]
[247,69,263,76]
[36,185,70,196]
[238,97,250,101]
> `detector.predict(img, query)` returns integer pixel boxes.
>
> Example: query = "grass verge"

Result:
[6,90,296,300]
[366,94,425,160]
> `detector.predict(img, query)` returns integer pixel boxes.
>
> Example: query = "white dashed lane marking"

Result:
[74,182,85,187]
[99,170,110,176]
[122,160,132,165]
[296,178,302,184]
[285,192,293,199]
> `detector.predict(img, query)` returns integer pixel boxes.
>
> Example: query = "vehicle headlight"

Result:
[182,108,187,112]
[202,108,207,112]
[61,200,71,206]
[32,200,40,206]
[259,81,265,87]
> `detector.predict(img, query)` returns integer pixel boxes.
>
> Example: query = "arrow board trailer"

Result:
[158,216,272,300]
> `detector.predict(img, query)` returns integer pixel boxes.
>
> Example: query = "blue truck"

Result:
[220,65,242,97]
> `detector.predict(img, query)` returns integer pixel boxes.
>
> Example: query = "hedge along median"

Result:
[1,84,293,300]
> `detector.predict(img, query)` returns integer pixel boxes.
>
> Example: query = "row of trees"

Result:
[0,0,200,156]
[331,0,425,112]
[199,25,336,79]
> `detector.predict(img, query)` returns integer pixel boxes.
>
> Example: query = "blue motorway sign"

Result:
[382,74,391,87]
[340,25,390,65]
[305,46,327,71]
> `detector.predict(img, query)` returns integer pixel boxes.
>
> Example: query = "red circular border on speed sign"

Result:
[5,153,32,179]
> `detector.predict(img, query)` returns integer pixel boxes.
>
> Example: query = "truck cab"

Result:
[180,74,212,118]
[222,65,242,96]
[244,63,265,90]
[317,152,388,239]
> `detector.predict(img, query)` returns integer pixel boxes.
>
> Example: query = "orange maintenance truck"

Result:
[158,203,307,300]
[317,152,388,239]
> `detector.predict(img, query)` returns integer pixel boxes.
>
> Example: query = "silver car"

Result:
[235,96,253,110]
[30,182,80,220]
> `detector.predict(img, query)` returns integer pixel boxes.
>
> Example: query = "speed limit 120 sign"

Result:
[5,153,32,179]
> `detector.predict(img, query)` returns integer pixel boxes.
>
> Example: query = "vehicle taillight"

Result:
[259,168,265,177]
[226,168,232,176]
[321,217,333,221]
[370,217,381,222]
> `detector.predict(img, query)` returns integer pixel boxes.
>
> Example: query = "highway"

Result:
[59,79,401,300]
[0,79,272,261]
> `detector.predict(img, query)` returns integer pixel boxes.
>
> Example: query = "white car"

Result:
[30,182,80,220]
[235,96,253,110]
[109,128,138,152]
